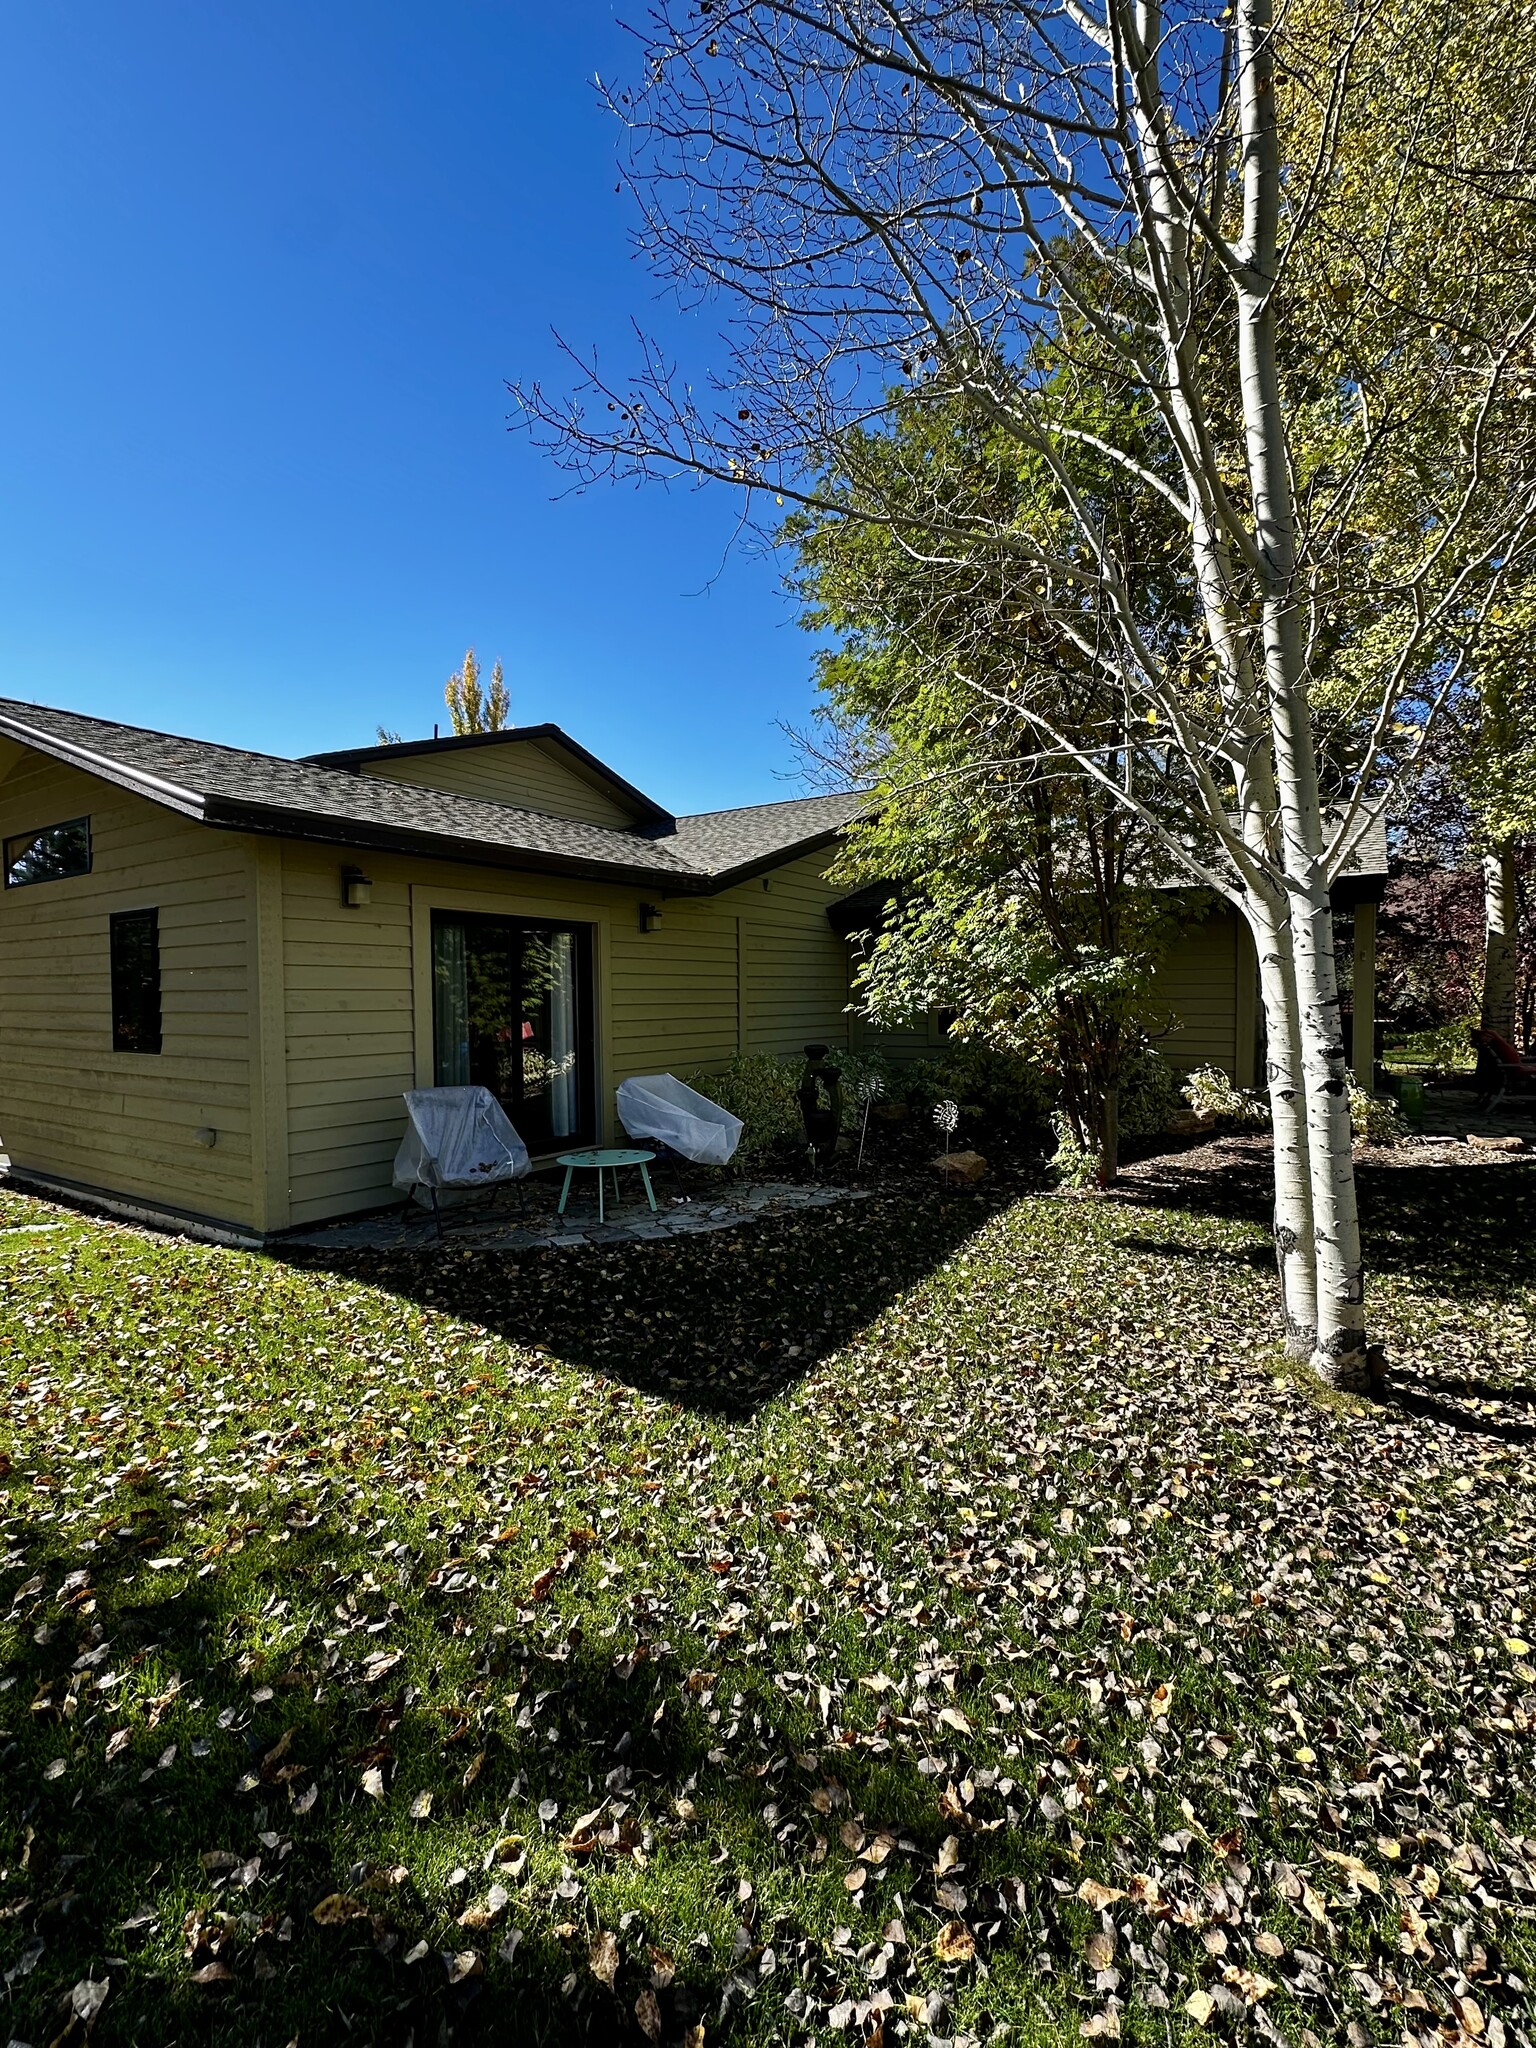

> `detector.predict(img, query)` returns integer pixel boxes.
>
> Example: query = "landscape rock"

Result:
[1166,1110,1218,1137]
[933,1149,988,1186]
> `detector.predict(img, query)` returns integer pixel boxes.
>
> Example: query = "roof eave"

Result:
[686,826,848,895]
[0,710,207,822]
[197,795,709,891]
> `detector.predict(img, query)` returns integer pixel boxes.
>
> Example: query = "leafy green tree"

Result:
[445,649,510,736]
[789,388,1200,1181]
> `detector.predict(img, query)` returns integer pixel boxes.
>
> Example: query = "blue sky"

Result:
[0,3,820,814]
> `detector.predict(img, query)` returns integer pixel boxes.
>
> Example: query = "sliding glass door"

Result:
[431,912,594,1152]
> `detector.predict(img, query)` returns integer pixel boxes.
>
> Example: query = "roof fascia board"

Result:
[0,712,207,821]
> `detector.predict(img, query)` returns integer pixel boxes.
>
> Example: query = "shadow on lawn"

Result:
[279,1182,1018,1419]
[0,1501,1034,2048]
[1115,1136,1536,1307]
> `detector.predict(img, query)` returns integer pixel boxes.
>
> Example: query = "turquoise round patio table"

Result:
[555,1147,658,1224]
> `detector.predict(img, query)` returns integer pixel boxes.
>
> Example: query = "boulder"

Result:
[1166,1109,1218,1137]
[933,1149,988,1186]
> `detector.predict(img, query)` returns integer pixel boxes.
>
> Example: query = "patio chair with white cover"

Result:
[615,1073,744,1167]
[392,1085,531,1237]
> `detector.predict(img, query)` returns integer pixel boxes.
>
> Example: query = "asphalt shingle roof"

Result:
[0,698,861,891]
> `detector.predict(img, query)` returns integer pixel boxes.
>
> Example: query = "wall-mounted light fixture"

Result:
[639,902,663,933]
[341,864,374,908]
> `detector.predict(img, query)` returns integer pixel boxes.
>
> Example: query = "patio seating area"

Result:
[281,1170,870,1253]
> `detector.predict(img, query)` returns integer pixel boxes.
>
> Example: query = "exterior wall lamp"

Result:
[639,902,663,933]
[341,864,374,908]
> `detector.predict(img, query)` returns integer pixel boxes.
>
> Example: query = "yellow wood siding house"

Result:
[0,697,1332,1241]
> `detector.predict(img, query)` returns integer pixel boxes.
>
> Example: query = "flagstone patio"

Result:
[280,1174,871,1253]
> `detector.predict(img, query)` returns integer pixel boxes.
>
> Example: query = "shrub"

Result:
[888,1042,1051,1133]
[1350,1081,1409,1147]
[1182,1065,1270,1125]
[1117,1047,1182,1138]
[682,1055,802,1159]
[1049,1113,1101,1189]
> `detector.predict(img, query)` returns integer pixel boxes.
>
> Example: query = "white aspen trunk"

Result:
[1125,0,1328,1360]
[1481,843,1519,1042]
[1247,895,1317,1356]
[1234,0,1369,1386]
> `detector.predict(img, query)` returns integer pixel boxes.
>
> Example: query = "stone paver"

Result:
[281,1179,870,1254]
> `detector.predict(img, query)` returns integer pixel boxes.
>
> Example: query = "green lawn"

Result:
[1,1154,1534,2047]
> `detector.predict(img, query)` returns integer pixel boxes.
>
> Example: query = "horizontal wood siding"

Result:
[360,741,638,827]
[1151,905,1240,1076]
[0,754,257,1225]
[608,897,741,1076]
[735,849,852,1058]
[281,848,416,1226]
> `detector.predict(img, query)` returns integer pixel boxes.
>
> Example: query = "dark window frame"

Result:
[110,908,162,1056]
[3,815,92,888]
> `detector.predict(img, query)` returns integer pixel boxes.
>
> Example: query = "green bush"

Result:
[885,1042,1051,1132]
[1350,1081,1409,1147]
[1117,1046,1183,1138]
[1182,1064,1270,1125]
[1049,1113,1101,1189]
[682,1055,803,1159]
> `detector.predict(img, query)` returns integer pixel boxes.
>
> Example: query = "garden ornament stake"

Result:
[798,1043,843,1166]
[934,1099,959,1159]
[855,1073,885,1171]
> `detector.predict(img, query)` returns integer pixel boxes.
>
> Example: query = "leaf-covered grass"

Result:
[1,1155,1533,2047]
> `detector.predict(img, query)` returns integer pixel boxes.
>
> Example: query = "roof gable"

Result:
[303,726,673,832]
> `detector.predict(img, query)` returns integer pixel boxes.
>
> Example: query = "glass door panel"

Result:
[431,912,593,1150]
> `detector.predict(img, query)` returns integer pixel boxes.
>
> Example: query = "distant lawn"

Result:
[1,1156,1534,2047]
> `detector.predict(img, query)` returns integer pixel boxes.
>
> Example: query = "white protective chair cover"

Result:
[615,1073,743,1167]
[392,1086,530,1192]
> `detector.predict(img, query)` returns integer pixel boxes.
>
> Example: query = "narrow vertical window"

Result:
[111,909,161,1054]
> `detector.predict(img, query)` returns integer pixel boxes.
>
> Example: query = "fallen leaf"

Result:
[1320,1849,1380,1895]
[1078,1878,1126,1909]
[589,1928,620,1987]
[1086,1929,1115,1970]
[70,1976,110,2022]
[1185,1989,1216,2025]
[313,1894,366,1925]
[934,1920,975,1964]
[1223,1966,1276,2002]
